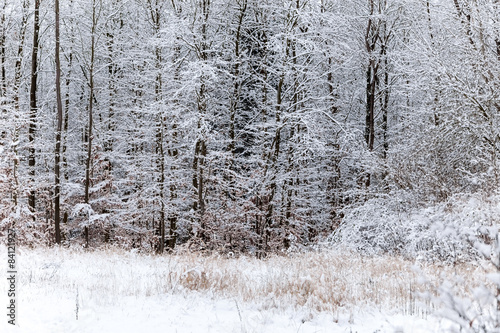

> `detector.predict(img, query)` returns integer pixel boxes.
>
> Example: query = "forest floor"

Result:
[0,245,486,332]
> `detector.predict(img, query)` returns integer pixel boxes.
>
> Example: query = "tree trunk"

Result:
[228,0,247,163]
[365,65,376,153]
[84,0,98,248]
[381,42,389,160]
[0,0,5,101]
[12,0,29,209]
[363,0,378,188]
[496,38,500,61]
[193,0,210,243]
[63,52,72,182]
[155,50,165,254]
[147,0,167,253]
[262,71,284,254]
[54,0,63,244]
[28,0,41,215]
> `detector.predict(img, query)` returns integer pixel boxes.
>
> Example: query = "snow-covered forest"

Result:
[2,0,500,331]
[2,0,499,256]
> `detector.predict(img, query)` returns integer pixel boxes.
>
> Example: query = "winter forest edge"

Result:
[1,0,500,261]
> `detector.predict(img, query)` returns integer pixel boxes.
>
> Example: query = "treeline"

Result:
[0,0,499,255]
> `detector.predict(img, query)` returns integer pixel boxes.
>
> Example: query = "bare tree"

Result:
[192,0,210,243]
[11,0,29,209]
[84,0,99,247]
[146,0,166,253]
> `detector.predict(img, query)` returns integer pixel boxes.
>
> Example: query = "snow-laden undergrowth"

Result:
[334,192,500,263]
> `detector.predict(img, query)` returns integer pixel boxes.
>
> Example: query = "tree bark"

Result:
[193,0,210,243]
[84,0,98,248]
[29,0,41,215]
[363,0,379,188]
[0,0,6,103]
[164,0,182,250]
[153,1,166,254]
[54,0,63,244]
[228,0,247,162]
[12,0,29,209]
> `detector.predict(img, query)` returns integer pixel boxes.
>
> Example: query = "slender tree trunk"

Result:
[193,0,210,243]
[28,0,41,215]
[0,0,6,107]
[365,65,376,153]
[228,0,247,162]
[147,0,166,253]
[255,16,270,257]
[262,70,284,254]
[193,133,207,241]
[165,0,182,250]
[327,58,338,114]
[105,25,117,162]
[381,42,389,160]
[167,121,178,250]
[425,0,441,126]
[155,46,166,254]
[363,0,378,188]
[12,0,29,209]
[283,17,300,247]
[54,0,63,244]
[167,137,178,249]
[321,0,337,115]
[63,52,72,182]
[84,0,97,248]
[156,120,165,254]
[61,0,74,185]
[365,0,377,152]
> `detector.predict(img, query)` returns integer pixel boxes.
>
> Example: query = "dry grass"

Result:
[171,249,487,314]
[12,246,488,315]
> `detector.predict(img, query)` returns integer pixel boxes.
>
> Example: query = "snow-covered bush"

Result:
[333,192,500,263]
[416,228,500,332]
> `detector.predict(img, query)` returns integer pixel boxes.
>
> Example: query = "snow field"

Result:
[0,246,484,332]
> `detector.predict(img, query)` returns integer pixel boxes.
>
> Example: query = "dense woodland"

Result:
[0,0,499,256]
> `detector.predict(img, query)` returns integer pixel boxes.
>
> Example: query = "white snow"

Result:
[0,246,448,332]
[0,292,437,333]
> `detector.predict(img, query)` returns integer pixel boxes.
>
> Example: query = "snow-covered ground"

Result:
[0,246,467,332]
[2,289,437,333]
